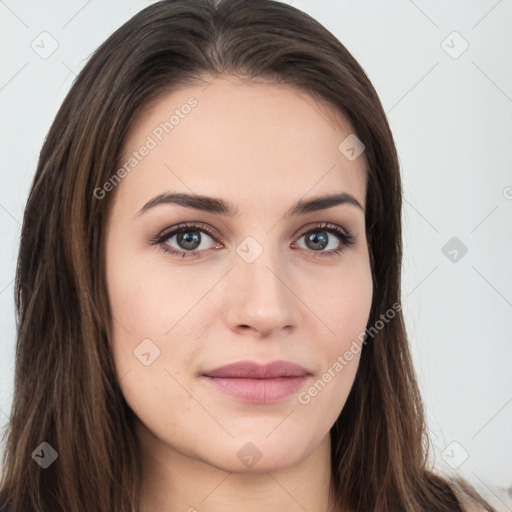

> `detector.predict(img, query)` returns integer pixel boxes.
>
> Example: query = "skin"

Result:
[104,76,373,512]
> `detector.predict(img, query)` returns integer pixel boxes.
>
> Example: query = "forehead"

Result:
[114,76,367,213]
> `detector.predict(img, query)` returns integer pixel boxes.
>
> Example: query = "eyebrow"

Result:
[136,191,364,219]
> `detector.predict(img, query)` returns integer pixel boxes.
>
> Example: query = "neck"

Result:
[137,425,339,512]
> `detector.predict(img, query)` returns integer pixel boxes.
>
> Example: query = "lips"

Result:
[203,360,311,379]
[201,360,312,404]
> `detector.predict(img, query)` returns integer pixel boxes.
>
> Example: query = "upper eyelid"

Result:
[157,222,217,240]
[157,221,354,246]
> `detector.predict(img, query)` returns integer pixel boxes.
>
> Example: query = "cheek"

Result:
[106,267,196,374]
[307,255,372,401]
[298,272,371,429]
[106,271,198,436]
[106,239,188,339]
[105,243,181,397]
[310,254,373,341]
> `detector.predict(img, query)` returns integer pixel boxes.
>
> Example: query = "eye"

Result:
[149,222,356,259]
[150,223,221,258]
[293,223,356,257]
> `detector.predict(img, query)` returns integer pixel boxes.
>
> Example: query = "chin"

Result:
[195,429,322,474]
[209,448,305,474]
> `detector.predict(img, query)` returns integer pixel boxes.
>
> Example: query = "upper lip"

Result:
[202,360,312,379]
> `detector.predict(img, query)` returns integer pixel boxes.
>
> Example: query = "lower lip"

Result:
[202,376,310,404]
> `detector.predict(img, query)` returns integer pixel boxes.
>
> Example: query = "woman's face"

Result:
[104,76,373,473]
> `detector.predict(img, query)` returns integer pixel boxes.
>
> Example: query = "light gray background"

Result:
[1,0,511,510]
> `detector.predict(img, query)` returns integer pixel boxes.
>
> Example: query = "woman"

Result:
[0,0,496,511]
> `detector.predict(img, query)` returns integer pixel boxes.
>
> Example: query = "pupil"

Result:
[178,231,200,250]
[306,231,328,250]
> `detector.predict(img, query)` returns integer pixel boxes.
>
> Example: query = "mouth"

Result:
[201,360,312,404]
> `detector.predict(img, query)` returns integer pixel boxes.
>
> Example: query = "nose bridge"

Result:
[224,233,300,335]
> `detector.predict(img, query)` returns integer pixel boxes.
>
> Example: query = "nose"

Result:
[223,244,301,338]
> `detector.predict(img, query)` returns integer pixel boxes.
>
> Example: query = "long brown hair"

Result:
[0,1,496,511]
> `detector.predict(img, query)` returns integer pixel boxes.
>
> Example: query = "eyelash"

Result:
[149,222,356,259]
